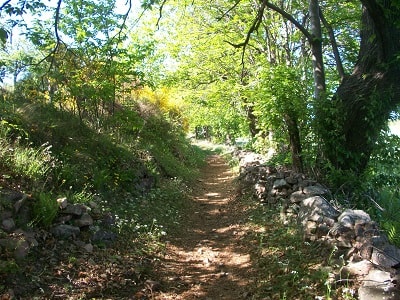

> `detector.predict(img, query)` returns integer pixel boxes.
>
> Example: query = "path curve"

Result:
[153,154,255,299]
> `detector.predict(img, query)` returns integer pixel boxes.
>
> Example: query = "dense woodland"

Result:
[1,0,400,298]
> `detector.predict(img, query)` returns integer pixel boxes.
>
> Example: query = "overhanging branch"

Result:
[156,0,167,29]
[264,1,312,42]
[228,0,315,68]
[319,7,346,81]
[227,0,267,66]
[217,0,242,21]
[0,0,11,11]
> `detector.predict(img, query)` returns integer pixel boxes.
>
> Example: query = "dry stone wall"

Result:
[235,150,400,300]
[0,190,116,262]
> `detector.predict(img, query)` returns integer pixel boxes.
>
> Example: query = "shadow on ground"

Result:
[153,155,256,300]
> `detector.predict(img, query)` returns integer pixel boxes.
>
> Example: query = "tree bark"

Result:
[246,105,260,137]
[323,0,400,172]
[284,113,303,173]
[309,0,326,99]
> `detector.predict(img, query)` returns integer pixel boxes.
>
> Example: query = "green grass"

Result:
[32,191,59,227]
[241,195,357,300]
[0,95,208,260]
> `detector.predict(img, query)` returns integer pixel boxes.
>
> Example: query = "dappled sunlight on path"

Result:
[153,155,255,299]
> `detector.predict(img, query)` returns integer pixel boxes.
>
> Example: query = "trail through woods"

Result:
[152,154,256,299]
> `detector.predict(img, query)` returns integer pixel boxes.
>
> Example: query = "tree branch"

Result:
[0,0,11,11]
[319,7,346,81]
[113,0,132,40]
[38,0,64,71]
[156,0,167,29]
[228,0,267,66]
[264,1,313,42]
[54,0,62,44]
[228,0,315,68]
[216,0,242,21]
[223,39,245,48]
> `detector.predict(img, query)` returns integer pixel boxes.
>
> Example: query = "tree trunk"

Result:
[322,0,400,173]
[284,113,303,173]
[247,105,259,137]
[309,0,326,99]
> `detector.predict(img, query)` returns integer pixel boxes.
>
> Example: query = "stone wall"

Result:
[0,191,116,262]
[235,150,400,300]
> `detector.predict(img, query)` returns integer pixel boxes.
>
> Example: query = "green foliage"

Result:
[244,196,355,299]
[12,142,54,181]
[32,191,59,227]
[0,259,19,275]
[250,64,311,165]
[0,80,204,198]
[370,188,400,247]
[0,119,56,187]
[322,130,400,247]
[367,132,400,188]
[101,177,191,255]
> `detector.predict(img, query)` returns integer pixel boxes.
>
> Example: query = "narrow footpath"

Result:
[153,154,256,299]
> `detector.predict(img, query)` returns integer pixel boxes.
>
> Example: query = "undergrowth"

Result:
[241,194,357,300]
[0,95,207,267]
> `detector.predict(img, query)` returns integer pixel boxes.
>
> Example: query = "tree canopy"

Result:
[1,0,400,186]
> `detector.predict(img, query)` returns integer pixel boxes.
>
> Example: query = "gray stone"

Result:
[62,204,85,216]
[336,235,354,248]
[316,223,331,237]
[338,209,371,228]
[88,201,99,209]
[57,215,73,223]
[0,238,18,250]
[51,224,80,239]
[300,179,317,187]
[342,260,373,276]
[13,194,28,213]
[290,191,308,203]
[14,240,30,261]
[321,217,336,227]
[1,218,15,232]
[74,213,93,227]
[16,230,38,247]
[298,196,340,227]
[83,243,93,252]
[273,179,289,190]
[254,183,267,198]
[285,176,298,185]
[74,240,93,252]
[371,235,390,248]
[0,211,12,220]
[371,244,400,269]
[302,185,328,196]
[358,269,399,300]
[330,223,353,238]
[305,220,317,234]
[57,197,68,209]
[1,190,24,202]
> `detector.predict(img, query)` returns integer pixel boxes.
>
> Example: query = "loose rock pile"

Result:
[235,150,400,300]
[0,189,116,262]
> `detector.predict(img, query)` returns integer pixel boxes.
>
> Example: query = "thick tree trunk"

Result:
[323,0,400,172]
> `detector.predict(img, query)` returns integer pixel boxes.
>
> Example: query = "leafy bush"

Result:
[367,132,400,188]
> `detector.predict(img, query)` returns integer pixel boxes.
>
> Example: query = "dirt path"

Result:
[153,154,255,299]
